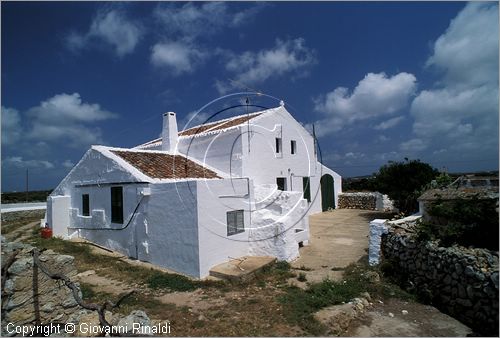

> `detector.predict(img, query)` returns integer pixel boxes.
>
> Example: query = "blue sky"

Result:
[2,1,498,192]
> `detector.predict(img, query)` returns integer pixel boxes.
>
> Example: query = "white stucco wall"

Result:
[196,178,252,277]
[241,107,317,187]
[46,195,71,238]
[177,128,243,177]
[248,186,308,261]
[146,182,200,277]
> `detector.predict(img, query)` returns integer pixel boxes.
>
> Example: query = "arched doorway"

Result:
[321,174,335,211]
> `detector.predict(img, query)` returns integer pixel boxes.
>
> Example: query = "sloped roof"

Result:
[110,150,220,180]
[179,112,261,137]
[135,108,274,149]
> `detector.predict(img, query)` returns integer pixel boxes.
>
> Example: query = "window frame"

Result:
[82,194,90,216]
[227,210,245,236]
[275,137,282,154]
[111,186,124,224]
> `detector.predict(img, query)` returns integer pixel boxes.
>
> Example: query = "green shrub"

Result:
[297,272,307,282]
[417,196,498,250]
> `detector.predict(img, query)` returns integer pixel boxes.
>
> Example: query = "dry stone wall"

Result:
[338,192,396,211]
[381,229,499,336]
[338,192,377,210]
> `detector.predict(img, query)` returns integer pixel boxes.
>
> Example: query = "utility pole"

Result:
[25,168,29,202]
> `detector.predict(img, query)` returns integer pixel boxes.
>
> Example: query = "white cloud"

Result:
[312,72,417,136]
[62,160,75,168]
[153,2,265,40]
[1,106,21,145]
[217,38,316,93]
[180,110,211,130]
[400,138,428,152]
[150,41,207,75]
[66,8,143,57]
[3,156,54,169]
[409,2,498,157]
[374,116,404,130]
[25,93,117,147]
[426,2,498,89]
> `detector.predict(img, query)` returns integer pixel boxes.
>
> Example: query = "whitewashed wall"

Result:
[196,178,252,277]
[146,182,200,277]
[178,128,243,177]
[241,107,317,187]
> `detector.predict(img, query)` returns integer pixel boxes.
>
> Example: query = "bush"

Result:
[416,196,498,250]
[373,159,439,214]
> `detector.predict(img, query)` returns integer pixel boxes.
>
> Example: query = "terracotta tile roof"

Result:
[178,113,261,137]
[136,111,265,149]
[111,150,220,180]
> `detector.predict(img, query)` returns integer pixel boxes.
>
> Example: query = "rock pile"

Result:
[381,228,499,336]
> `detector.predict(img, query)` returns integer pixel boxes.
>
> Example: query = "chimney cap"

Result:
[163,111,176,116]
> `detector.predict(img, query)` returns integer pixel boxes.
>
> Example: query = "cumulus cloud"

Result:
[1,106,22,145]
[3,156,54,169]
[374,116,404,130]
[216,38,316,94]
[153,2,265,40]
[150,41,208,75]
[408,2,499,156]
[23,93,117,147]
[62,160,75,168]
[312,72,417,136]
[66,8,143,57]
[150,2,266,76]
[400,138,427,152]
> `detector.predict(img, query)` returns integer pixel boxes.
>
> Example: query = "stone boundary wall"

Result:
[381,229,499,336]
[338,192,377,210]
[338,192,396,212]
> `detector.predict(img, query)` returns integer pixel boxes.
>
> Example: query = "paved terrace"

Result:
[292,209,392,282]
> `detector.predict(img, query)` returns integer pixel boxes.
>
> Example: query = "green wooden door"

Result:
[321,174,335,211]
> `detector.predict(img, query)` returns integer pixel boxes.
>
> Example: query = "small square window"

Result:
[82,194,90,216]
[227,210,244,236]
[291,140,296,154]
[275,137,282,153]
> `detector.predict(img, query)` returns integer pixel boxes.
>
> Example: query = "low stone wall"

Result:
[338,192,396,212]
[338,192,377,210]
[381,228,499,336]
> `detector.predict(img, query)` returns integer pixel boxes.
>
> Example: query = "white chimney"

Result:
[162,112,178,153]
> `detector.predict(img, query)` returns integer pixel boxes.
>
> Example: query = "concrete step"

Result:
[209,256,277,282]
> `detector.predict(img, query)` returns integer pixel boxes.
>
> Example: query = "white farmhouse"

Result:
[46,104,341,278]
